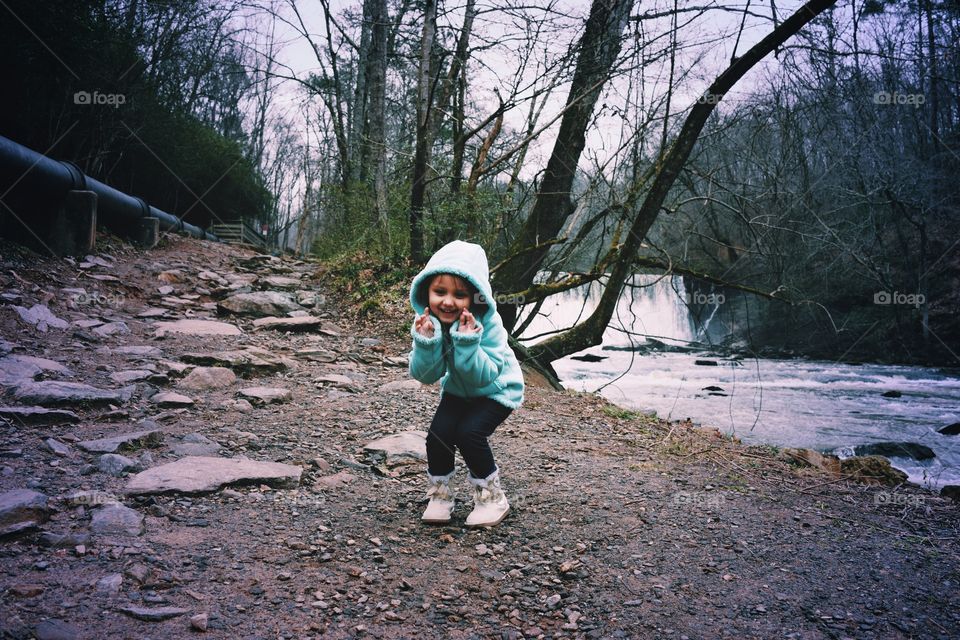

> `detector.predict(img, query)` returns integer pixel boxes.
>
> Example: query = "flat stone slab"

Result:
[181,347,292,376]
[378,380,423,393]
[260,275,303,289]
[150,392,194,407]
[92,321,130,337]
[77,429,163,454]
[116,605,190,621]
[170,433,221,457]
[110,369,153,384]
[0,489,50,536]
[153,319,242,338]
[176,366,237,391]
[13,381,134,407]
[363,431,427,467]
[91,503,144,536]
[125,456,302,495]
[100,345,163,358]
[0,355,72,387]
[295,348,338,363]
[217,291,302,317]
[0,406,80,426]
[13,304,68,331]
[252,316,323,331]
[238,386,292,405]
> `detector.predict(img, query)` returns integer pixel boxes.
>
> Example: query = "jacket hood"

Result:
[410,241,495,321]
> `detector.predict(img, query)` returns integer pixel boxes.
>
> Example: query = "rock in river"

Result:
[852,442,935,461]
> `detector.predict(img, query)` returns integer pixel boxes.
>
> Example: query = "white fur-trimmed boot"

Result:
[465,469,510,528]
[421,470,456,524]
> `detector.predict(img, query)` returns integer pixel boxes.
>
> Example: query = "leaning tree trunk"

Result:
[527,0,840,367]
[492,0,634,330]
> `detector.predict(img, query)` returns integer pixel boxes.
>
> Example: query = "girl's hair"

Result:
[419,273,489,318]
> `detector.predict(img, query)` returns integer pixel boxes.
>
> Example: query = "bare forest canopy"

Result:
[1,0,957,366]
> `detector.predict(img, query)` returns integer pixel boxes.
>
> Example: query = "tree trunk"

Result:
[409,0,437,263]
[492,0,634,330]
[527,0,840,367]
[367,0,390,248]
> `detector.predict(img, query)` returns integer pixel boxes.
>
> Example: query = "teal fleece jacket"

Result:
[408,241,524,409]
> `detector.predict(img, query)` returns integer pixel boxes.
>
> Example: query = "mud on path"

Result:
[0,236,958,640]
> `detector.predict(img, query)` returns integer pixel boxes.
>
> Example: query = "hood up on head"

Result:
[409,240,495,322]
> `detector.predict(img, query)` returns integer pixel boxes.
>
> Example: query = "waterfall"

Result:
[519,274,696,347]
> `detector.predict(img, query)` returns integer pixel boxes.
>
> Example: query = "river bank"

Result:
[1,236,958,639]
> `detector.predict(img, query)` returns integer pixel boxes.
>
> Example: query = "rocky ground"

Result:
[0,235,958,640]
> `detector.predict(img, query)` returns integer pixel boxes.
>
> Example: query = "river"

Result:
[518,275,960,490]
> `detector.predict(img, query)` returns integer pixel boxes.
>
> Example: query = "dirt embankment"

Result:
[0,236,958,640]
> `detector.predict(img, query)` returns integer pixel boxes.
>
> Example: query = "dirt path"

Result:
[1,237,958,640]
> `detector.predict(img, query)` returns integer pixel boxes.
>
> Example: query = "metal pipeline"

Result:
[0,134,218,241]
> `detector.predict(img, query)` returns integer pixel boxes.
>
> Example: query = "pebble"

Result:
[191,613,209,631]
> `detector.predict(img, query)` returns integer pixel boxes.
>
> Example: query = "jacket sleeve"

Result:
[409,315,447,384]
[449,317,505,388]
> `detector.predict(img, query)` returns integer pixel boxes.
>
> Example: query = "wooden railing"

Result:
[210,221,267,249]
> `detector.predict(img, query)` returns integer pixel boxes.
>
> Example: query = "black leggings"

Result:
[426,393,512,479]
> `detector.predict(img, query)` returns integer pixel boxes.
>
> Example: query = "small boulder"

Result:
[177,367,237,391]
[98,454,139,477]
[33,619,81,640]
[91,503,144,536]
[0,489,50,536]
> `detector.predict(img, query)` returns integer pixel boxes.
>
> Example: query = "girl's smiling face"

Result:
[427,274,473,324]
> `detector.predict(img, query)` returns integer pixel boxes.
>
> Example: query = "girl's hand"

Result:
[459,310,481,333]
[414,308,434,338]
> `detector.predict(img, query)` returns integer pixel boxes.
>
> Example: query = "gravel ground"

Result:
[0,236,958,640]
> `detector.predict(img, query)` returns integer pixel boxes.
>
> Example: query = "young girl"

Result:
[408,240,524,528]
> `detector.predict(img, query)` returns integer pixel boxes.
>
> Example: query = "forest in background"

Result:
[1,0,957,366]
